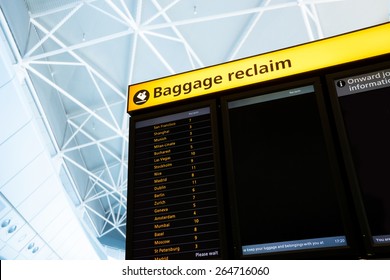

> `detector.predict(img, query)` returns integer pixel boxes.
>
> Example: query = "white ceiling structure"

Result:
[0,0,389,259]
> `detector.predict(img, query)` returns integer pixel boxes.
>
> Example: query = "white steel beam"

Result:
[84,188,122,204]
[151,0,204,69]
[87,67,121,130]
[106,195,117,225]
[227,0,272,61]
[142,2,298,31]
[29,0,99,18]
[143,0,181,26]
[86,1,130,26]
[306,1,325,38]
[106,0,137,29]
[106,0,177,74]
[142,30,183,42]
[84,173,104,201]
[61,135,122,154]
[67,119,126,166]
[127,0,142,84]
[24,2,83,58]
[62,114,92,150]
[118,0,133,21]
[83,203,118,231]
[82,203,103,237]
[142,0,345,32]
[27,18,127,100]
[299,0,316,41]
[299,0,327,40]
[63,153,127,203]
[66,100,126,122]
[25,64,124,137]
[98,144,116,187]
[100,222,126,238]
[28,60,84,66]
[140,31,176,74]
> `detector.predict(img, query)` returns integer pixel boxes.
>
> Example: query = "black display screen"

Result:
[334,67,390,245]
[224,84,348,256]
[129,105,224,259]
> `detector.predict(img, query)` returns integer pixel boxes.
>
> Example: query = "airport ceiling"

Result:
[1,0,389,253]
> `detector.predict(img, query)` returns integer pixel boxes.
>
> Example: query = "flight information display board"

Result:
[329,64,390,249]
[221,81,351,258]
[128,103,224,259]
[127,25,390,260]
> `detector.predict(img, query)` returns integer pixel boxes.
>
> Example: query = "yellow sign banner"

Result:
[128,23,390,112]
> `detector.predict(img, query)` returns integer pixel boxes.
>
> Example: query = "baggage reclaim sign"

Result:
[128,23,390,112]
